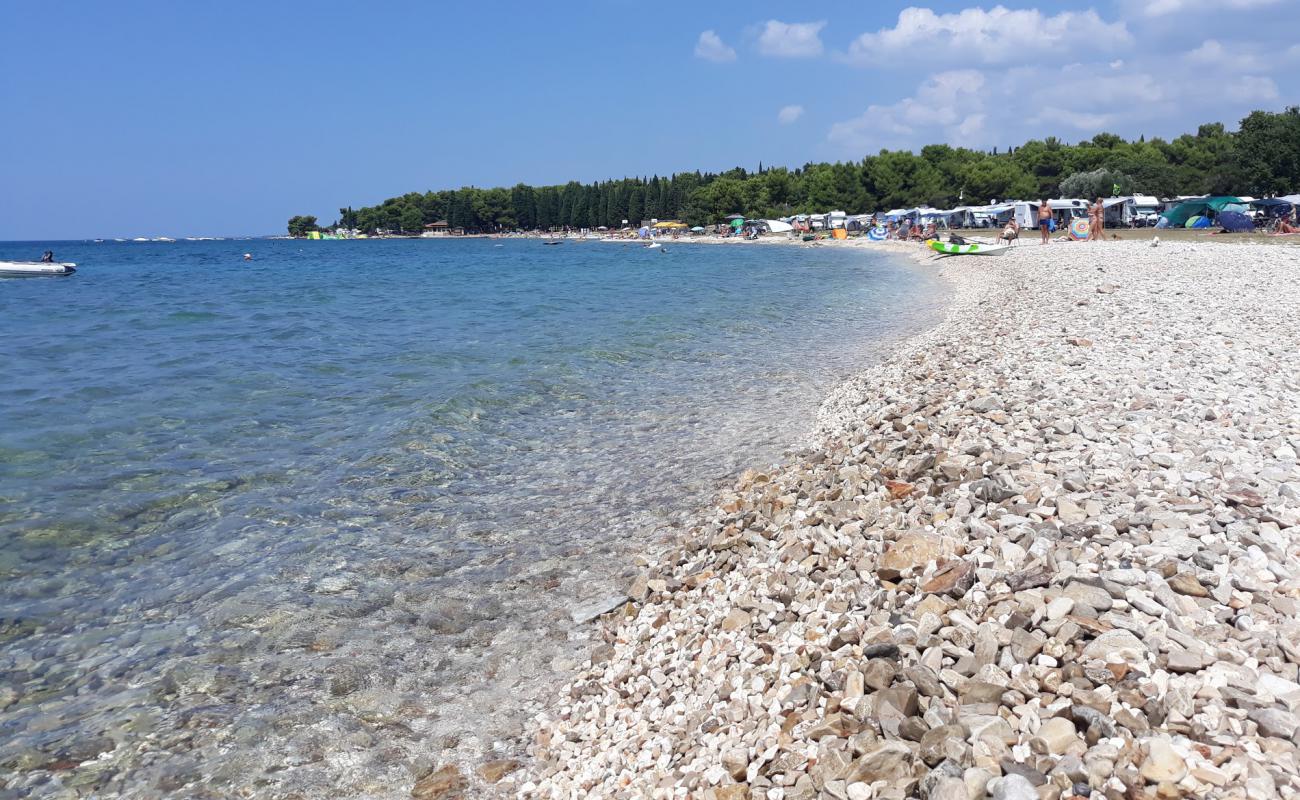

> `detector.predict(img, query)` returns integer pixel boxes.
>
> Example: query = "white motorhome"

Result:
[1014,199,1090,228]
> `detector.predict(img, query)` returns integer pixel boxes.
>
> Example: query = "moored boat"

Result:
[0,261,78,277]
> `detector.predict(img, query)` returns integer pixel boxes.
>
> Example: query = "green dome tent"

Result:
[1161,196,1246,227]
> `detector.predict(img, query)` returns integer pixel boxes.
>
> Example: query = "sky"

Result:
[3,0,1298,239]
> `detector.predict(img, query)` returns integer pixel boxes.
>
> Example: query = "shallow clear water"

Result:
[0,238,942,797]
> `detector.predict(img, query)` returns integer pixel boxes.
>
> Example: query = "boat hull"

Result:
[0,261,78,276]
[928,241,1009,257]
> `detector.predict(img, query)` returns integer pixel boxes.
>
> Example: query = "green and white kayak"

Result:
[928,240,1010,257]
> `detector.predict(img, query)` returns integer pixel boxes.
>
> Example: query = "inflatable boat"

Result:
[0,261,78,277]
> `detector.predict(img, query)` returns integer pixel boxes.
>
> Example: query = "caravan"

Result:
[1014,199,1090,229]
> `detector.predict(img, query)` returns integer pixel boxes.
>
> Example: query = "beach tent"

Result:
[763,219,794,233]
[1251,198,1295,220]
[1186,215,1211,229]
[1161,196,1245,227]
[1217,211,1254,232]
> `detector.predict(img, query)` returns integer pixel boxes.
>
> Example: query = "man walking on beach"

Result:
[1038,200,1052,245]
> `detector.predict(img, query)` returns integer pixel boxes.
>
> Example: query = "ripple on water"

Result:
[0,238,945,797]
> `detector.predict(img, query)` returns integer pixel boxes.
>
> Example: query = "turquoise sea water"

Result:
[0,238,942,797]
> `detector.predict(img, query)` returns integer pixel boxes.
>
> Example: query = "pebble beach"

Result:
[487,240,1300,800]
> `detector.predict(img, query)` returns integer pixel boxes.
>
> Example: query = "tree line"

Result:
[291,108,1299,235]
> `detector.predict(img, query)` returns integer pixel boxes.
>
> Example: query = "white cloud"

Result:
[1031,107,1114,130]
[827,61,1281,154]
[843,6,1131,66]
[777,105,805,124]
[1144,0,1282,16]
[1186,39,1283,72]
[757,20,826,58]
[828,70,989,150]
[694,30,736,62]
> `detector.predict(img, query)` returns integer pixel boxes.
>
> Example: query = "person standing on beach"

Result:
[1038,200,1052,244]
[1090,197,1105,241]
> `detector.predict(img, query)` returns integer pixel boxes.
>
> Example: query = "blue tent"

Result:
[1218,211,1254,232]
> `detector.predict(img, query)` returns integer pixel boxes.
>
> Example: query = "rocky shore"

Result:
[499,241,1300,799]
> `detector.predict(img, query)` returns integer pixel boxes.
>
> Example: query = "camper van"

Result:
[1131,195,1161,226]
[824,210,847,230]
[1014,199,1090,228]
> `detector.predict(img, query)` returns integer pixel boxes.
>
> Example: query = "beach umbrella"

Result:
[725,214,745,221]
[1069,219,1090,240]
[867,226,887,241]
[1217,211,1254,232]
[730,218,744,228]
[690,226,705,232]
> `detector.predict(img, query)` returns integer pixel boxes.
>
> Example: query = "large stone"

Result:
[1167,572,1210,598]
[1031,717,1082,756]
[919,725,967,767]
[1139,738,1187,784]
[862,659,897,691]
[928,777,968,800]
[1063,581,1113,613]
[721,608,751,631]
[921,560,975,597]
[991,773,1038,800]
[412,765,466,800]
[477,760,520,784]
[721,748,749,781]
[1248,707,1300,740]
[878,533,961,579]
[843,742,914,784]
[960,681,1008,705]
[1081,629,1148,662]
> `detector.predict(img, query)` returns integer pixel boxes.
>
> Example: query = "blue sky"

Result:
[3,0,1297,239]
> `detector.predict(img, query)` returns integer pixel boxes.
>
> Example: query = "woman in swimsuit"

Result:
[1038,200,1052,244]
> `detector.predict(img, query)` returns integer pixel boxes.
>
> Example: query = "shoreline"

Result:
[497,241,1300,799]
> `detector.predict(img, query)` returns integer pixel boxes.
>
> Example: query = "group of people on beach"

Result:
[1027,197,1108,244]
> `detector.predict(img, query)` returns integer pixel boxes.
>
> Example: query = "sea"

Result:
[0,237,944,798]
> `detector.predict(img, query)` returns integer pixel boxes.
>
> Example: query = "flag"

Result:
[1112,183,1121,196]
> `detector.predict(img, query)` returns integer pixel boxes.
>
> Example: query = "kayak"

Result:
[0,261,78,276]
[927,241,1009,257]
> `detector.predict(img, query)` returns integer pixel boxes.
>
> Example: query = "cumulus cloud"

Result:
[828,70,990,150]
[843,6,1131,66]
[1185,39,1280,72]
[827,61,1280,153]
[1143,0,1283,16]
[757,20,826,58]
[777,105,805,124]
[694,30,736,62]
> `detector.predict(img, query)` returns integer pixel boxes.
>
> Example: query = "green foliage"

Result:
[1236,106,1300,196]
[1058,168,1136,200]
[305,110,1300,234]
[286,215,319,237]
